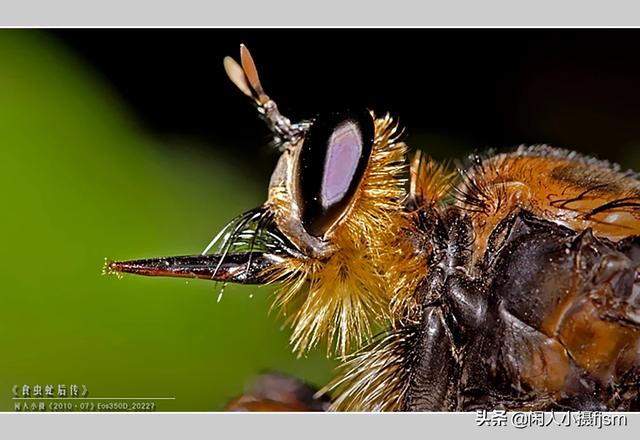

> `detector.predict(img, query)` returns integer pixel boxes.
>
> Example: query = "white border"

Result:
[0,0,640,26]
[2,412,638,440]
[2,23,640,439]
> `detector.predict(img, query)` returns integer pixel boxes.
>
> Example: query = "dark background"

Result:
[51,29,640,179]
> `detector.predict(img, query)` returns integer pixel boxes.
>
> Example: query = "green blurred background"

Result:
[2,29,640,411]
[0,31,335,411]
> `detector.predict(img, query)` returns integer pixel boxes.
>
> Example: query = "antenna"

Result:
[224,44,306,148]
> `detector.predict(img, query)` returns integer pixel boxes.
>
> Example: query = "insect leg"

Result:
[442,273,487,341]
[404,306,459,411]
[225,373,330,412]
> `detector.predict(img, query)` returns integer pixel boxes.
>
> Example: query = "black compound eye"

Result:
[296,109,374,237]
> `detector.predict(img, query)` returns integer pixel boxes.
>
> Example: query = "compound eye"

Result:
[296,109,374,237]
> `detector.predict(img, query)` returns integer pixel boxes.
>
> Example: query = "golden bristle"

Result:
[318,328,415,411]
[410,150,457,208]
[265,112,425,357]
[385,151,456,319]
[271,250,386,356]
[386,231,428,321]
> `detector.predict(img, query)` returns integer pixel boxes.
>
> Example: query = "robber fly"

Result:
[108,45,640,411]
